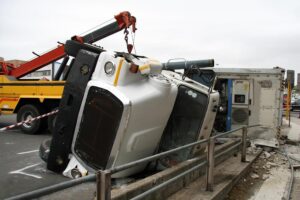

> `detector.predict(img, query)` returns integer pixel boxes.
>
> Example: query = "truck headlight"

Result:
[104,61,115,76]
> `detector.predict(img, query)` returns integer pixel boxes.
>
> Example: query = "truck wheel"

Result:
[39,138,51,162]
[17,104,47,134]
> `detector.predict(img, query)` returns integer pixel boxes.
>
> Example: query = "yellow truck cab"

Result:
[0,75,64,134]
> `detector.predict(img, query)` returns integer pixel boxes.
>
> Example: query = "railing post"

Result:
[206,137,215,191]
[96,171,101,200]
[96,170,111,200]
[241,126,247,162]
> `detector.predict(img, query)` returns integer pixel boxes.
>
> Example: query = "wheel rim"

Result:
[22,112,35,129]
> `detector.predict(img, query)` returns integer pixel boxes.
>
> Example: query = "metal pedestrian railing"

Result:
[6,125,260,200]
[96,125,260,200]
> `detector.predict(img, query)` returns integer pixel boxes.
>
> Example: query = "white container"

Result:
[210,67,285,139]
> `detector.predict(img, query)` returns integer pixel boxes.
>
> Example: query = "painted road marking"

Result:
[5,142,14,145]
[9,163,42,179]
[17,149,39,155]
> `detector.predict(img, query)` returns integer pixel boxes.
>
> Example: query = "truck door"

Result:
[258,83,277,127]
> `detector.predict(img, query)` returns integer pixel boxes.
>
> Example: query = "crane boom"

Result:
[10,11,136,78]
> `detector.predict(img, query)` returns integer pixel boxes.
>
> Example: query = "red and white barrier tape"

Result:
[0,110,59,132]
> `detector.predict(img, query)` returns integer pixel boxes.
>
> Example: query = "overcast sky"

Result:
[0,0,299,80]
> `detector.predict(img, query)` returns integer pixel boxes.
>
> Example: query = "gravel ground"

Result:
[226,148,290,200]
[226,114,300,200]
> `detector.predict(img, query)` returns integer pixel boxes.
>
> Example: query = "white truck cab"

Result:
[65,51,219,177]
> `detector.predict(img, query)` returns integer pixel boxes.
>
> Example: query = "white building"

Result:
[22,62,61,80]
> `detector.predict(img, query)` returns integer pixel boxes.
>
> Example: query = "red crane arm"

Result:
[10,11,136,79]
[10,45,65,78]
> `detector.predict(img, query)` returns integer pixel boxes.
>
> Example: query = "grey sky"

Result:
[0,0,299,80]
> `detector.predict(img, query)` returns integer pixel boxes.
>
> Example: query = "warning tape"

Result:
[0,109,59,132]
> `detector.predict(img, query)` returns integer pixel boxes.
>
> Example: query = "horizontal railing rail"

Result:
[131,161,208,200]
[6,124,261,200]
[110,138,209,174]
[97,124,261,200]
[5,175,96,200]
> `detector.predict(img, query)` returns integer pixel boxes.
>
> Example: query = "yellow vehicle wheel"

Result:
[17,104,47,134]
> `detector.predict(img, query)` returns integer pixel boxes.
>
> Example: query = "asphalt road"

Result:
[291,111,300,118]
[0,115,68,199]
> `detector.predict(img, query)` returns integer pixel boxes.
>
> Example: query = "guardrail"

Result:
[6,125,260,200]
[96,125,260,200]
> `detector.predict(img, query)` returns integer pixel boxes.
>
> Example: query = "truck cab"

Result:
[45,41,220,178]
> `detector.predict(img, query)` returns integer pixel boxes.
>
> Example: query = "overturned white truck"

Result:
[45,40,219,177]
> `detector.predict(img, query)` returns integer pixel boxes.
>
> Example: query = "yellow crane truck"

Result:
[0,73,64,134]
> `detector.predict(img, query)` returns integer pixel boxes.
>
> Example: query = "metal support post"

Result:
[96,171,101,200]
[241,126,247,162]
[286,82,291,127]
[206,137,215,191]
[96,170,111,200]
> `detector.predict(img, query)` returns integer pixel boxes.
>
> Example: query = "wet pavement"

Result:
[0,115,68,199]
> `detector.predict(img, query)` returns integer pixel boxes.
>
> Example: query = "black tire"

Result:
[39,138,51,162]
[17,104,47,134]
[48,108,58,134]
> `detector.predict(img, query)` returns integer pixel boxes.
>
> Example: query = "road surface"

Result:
[0,115,68,199]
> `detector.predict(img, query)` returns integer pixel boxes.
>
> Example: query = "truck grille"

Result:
[74,86,123,170]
